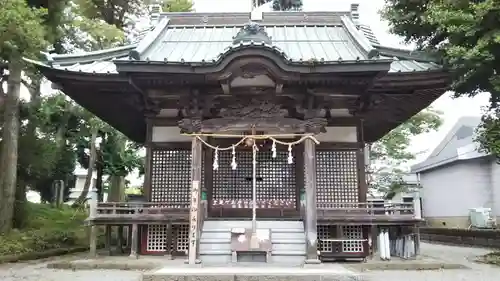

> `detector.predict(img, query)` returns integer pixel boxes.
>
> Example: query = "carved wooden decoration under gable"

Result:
[178,96,327,134]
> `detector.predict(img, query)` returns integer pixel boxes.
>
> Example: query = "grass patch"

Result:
[0,203,90,256]
[477,252,500,266]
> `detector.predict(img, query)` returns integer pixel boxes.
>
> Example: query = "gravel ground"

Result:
[1,243,499,281]
[364,243,500,281]
[0,261,142,281]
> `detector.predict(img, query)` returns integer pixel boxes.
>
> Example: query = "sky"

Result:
[193,0,490,165]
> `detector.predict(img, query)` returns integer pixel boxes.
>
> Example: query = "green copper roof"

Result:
[29,11,442,75]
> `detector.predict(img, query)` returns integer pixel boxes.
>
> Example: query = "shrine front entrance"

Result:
[204,139,302,219]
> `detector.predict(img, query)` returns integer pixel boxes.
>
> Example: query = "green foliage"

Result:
[0,203,88,255]
[257,0,303,11]
[382,0,500,158]
[0,0,48,60]
[369,109,442,196]
[476,108,500,161]
[63,1,126,51]
[75,0,145,29]
[371,108,443,163]
[162,0,193,12]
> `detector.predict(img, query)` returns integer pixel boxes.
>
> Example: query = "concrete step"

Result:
[272,243,305,252]
[200,238,229,244]
[272,238,305,244]
[200,242,231,252]
[199,249,231,255]
[272,250,307,256]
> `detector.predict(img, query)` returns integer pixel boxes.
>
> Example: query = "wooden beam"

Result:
[304,138,320,264]
[150,116,360,127]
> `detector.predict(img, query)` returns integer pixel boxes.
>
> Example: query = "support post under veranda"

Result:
[130,223,139,258]
[89,192,98,257]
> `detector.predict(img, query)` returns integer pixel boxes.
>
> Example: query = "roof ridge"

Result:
[340,15,379,59]
[375,45,440,63]
[42,45,135,66]
[129,17,170,61]
[159,11,349,26]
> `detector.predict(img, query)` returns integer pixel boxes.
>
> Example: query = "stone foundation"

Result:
[424,216,470,228]
[141,266,365,281]
[420,227,500,248]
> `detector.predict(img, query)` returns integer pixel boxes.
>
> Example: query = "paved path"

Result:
[365,243,500,281]
[1,243,499,281]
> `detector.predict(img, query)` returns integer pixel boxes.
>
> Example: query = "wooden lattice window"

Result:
[151,149,191,206]
[212,150,296,207]
[316,150,358,207]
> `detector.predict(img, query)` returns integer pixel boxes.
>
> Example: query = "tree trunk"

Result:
[75,128,98,205]
[13,181,28,229]
[0,62,22,234]
[108,175,126,202]
[51,103,73,203]
[13,78,41,228]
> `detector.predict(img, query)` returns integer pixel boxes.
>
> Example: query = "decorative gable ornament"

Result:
[232,22,272,45]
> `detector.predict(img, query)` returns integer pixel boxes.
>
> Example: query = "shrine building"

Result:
[27,5,450,265]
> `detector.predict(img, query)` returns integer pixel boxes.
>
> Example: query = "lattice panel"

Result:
[147,225,169,252]
[318,225,337,253]
[146,224,191,254]
[317,225,364,254]
[342,226,363,253]
[212,150,296,207]
[151,149,191,206]
[175,224,190,253]
[316,150,359,206]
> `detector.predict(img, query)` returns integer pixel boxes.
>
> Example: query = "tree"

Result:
[256,0,302,11]
[368,109,443,197]
[0,0,48,233]
[382,0,500,158]
[162,0,193,12]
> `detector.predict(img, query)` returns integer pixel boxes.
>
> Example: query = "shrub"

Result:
[0,203,89,256]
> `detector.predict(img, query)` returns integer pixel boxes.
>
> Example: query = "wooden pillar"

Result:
[117,226,124,253]
[130,223,139,258]
[357,119,367,202]
[304,138,320,263]
[414,225,421,256]
[188,136,202,264]
[105,225,112,255]
[143,119,153,201]
[88,192,98,257]
[89,225,98,257]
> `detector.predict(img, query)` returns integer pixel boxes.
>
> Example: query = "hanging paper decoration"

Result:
[271,139,277,158]
[213,147,219,170]
[193,134,319,170]
[231,145,237,170]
